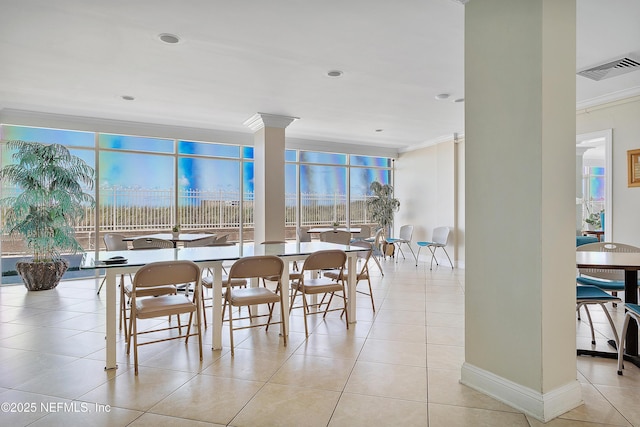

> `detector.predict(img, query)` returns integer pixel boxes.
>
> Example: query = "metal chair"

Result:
[290,249,349,337]
[320,230,351,245]
[416,226,453,269]
[126,260,203,375]
[576,285,621,347]
[387,224,417,263]
[324,241,376,311]
[576,242,640,300]
[225,256,287,355]
[618,303,640,375]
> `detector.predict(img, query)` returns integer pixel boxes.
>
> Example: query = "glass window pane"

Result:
[99,152,174,231]
[350,155,392,168]
[99,134,174,153]
[285,149,297,162]
[177,157,241,229]
[1,125,94,147]
[350,168,391,225]
[299,151,347,165]
[300,165,347,225]
[178,140,240,158]
[243,146,254,159]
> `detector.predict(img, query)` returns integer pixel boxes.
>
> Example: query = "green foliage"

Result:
[365,181,400,233]
[0,140,95,262]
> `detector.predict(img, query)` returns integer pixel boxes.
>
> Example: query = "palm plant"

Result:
[366,181,400,236]
[0,140,95,289]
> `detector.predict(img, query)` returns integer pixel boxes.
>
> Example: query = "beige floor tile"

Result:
[235,329,304,354]
[593,383,640,426]
[0,389,69,426]
[426,311,465,328]
[556,382,631,426]
[0,350,78,388]
[427,368,522,412]
[129,412,224,426]
[374,308,426,326]
[311,316,373,338]
[202,347,290,381]
[329,392,428,427]
[427,343,465,370]
[358,337,426,367]
[293,331,365,359]
[428,402,530,426]
[380,296,426,312]
[528,414,630,427]
[345,360,427,401]
[14,357,122,399]
[148,375,263,424]
[230,383,340,427]
[29,402,143,427]
[368,321,426,343]
[577,356,640,386]
[427,324,465,346]
[270,354,355,391]
[79,367,196,411]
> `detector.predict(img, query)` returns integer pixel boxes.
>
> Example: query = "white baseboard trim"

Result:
[460,362,583,422]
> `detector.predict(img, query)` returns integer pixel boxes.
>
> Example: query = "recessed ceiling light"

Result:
[158,33,180,44]
[121,95,135,101]
[453,98,465,103]
[327,70,343,77]
[435,93,450,100]
[375,129,384,133]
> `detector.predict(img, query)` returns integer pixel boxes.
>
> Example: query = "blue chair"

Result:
[386,224,416,263]
[576,285,621,346]
[416,226,453,269]
[576,236,598,247]
[618,303,640,375]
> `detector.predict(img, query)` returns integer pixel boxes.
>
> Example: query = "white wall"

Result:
[576,96,640,246]
[395,139,461,265]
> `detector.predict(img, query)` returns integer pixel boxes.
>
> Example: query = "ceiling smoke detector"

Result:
[577,55,640,81]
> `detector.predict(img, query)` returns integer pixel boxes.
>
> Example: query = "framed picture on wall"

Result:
[628,149,640,187]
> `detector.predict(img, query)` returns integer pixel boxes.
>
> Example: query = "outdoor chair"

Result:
[290,249,349,337]
[320,230,351,245]
[416,226,454,269]
[126,260,203,375]
[225,256,287,355]
[132,237,174,249]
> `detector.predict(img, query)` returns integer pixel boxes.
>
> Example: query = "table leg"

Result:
[105,270,117,370]
[211,263,223,350]
[281,267,290,337]
[625,269,638,356]
[347,253,357,323]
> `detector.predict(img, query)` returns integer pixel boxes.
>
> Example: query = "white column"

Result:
[462,0,581,422]
[244,113,298,243]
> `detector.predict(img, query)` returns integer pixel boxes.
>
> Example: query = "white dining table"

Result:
[81,241,367,370]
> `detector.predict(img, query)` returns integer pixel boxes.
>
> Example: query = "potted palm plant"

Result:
[366,181,400,237]
[0,140,95,290]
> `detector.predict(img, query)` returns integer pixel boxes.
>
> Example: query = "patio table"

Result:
[81,241,367,370]
[123,233,215,248]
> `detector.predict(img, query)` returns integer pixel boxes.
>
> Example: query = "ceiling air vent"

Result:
[577,55,640,81]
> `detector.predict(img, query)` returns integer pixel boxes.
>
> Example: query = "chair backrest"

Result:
[297,227,311,242]
[132,237,173,249]
[577,242,640,281]
[301,249,347,272]
[352,225,371,240]
[372,228,385,255]
[261,240,286,244]
[133,260,200,289]
[351,240,373,263]
[320,230,351,245]
[228,255,284,280]
[432,226,451,246]
[205,234,229,246]
[183,235,218,247]
[399,225,414,242]
[104,233,128,251]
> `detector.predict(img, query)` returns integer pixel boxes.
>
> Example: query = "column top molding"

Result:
[243,113,299,132]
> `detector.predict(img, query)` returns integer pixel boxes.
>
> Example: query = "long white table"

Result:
[81,241,367,370]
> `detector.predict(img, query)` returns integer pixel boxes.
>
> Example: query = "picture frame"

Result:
[628,149,640,187]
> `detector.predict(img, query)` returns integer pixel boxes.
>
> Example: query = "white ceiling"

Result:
[0,0,639,152]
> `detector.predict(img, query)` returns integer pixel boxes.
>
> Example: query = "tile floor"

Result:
[1,257,639,426]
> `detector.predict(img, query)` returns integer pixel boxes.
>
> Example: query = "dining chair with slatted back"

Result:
[324,240,375,311]
[127,260,203,375]
[320,230,351,245]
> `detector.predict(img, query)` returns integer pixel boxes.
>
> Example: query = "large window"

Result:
[1,124,393,282]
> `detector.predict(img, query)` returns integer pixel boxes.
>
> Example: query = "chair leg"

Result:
[441,247,454,269]
[618,314,633,375]
[582,304,597,345]
[301,291,310,337]
[372,255,384,276]
[97,276,106,295]
[416,246,422,266]
[228,298,235,356]
[599,302,620,348]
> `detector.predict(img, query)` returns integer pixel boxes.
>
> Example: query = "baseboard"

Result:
[460,362,583,422]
